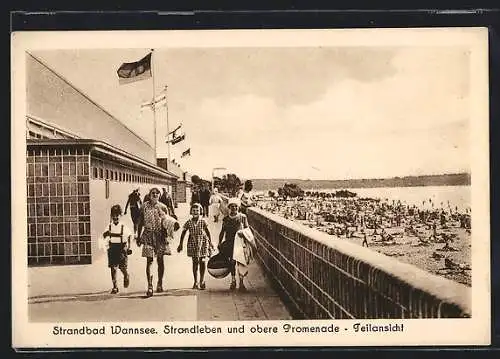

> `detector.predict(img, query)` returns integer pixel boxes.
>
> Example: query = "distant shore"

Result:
[251,173,470,191]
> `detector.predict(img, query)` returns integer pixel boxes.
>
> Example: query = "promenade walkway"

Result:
[28,203,292,322]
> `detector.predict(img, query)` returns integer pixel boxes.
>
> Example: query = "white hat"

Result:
[228,197,240,207]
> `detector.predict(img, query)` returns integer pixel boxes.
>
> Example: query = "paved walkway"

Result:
[28,203,292,322]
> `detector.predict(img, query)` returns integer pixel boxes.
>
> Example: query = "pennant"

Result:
[171,134,185,145]
[181,148,191,158]
[117,53,152,85]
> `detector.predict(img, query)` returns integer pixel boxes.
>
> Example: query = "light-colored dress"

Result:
[209,193,223,217]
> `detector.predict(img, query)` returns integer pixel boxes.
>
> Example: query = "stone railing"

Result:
[246,206,471,319]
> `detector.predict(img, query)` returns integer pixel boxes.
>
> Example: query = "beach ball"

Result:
[207,253,231,279]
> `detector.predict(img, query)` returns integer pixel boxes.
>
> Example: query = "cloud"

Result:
[178,47,470,179]
[33,46,471,180]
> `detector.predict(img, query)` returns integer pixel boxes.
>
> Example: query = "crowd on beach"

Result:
[257,192,471,250]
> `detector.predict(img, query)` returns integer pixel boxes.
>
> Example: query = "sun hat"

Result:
[149,187,161,195]
[228,197,240,207]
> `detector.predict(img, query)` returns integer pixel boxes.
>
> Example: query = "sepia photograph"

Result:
[11,28,490,347]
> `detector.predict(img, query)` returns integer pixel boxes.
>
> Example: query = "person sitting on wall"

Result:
[124,188,142,235]
[100,204,133,294]
[136,187,175,297]
[238,180,255,215]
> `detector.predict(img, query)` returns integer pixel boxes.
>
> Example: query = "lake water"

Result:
[258,185,471,212]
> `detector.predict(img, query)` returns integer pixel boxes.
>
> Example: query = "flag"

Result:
[181,148,191,158]
[117,53,152,85]
[171,134,185,145]
[168,124,182,136]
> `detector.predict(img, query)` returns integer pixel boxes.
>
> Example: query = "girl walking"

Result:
[218,198,250,291]
[136,187,173,297]
[177,203,214,290]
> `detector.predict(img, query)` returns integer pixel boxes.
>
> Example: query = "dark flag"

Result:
[181,148,191,158]
[117,53,152,85]
[171,134,185,145]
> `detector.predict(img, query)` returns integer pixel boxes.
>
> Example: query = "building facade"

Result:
[26,53,185,266]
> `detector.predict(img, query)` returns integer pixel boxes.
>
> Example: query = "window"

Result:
[99,168,103,179]
[105,180,110,199]
[105,169,109,180]
[93,167,98,179]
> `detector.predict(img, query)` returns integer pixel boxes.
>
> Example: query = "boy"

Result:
[101,204,133,294]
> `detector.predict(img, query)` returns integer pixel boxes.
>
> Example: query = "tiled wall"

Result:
[27,147,91,266]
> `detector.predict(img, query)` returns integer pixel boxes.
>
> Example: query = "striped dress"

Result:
[220,213,248,260]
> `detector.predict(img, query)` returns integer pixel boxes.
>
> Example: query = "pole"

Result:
[164,85,171,171]
[151,49,157,159]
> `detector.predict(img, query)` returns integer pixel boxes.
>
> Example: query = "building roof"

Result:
[27,139,179,180]
[27,54,156,163]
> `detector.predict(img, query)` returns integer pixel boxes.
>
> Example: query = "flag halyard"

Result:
[117,53,152,85]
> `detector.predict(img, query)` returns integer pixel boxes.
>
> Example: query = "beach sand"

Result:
[300,221,472,287]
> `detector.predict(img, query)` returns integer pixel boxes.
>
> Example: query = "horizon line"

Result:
[247,172,471,182]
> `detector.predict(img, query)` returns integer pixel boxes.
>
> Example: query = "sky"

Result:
[32,44,471,181]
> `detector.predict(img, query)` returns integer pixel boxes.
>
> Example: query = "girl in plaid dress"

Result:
[177,203,214,290]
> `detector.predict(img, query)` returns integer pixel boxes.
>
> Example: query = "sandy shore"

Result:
[296,220,472,287]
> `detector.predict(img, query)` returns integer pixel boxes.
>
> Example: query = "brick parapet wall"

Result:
[219,195,471,319]
[248,207,471,319]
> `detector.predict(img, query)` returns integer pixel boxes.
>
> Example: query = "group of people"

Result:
[260,193,471,246]
[100,180,256,297]
[100,187,179,297]
[184,179,256,291]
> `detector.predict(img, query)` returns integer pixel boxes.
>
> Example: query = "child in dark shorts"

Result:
[101,204,133,294]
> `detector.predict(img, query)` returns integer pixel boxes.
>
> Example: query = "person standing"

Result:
[209,187,223,222]
[177,203,214,290]
[160,187,176,219]
[124,188,142,235]
[100,204,133,294]
[200,184,211,218]
[218,198,249,291]
[136,187,171,297]
[191,185,201,206]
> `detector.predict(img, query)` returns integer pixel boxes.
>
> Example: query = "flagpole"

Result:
[164,85,171,170]
[151,49,157,160]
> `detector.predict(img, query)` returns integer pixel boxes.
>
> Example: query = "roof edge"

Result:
[26,139,179,179]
